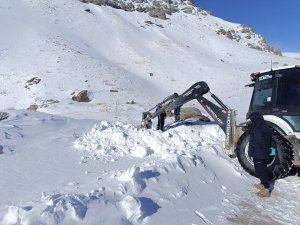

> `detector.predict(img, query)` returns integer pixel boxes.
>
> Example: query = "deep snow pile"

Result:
[0,112,242,225]
[75,120,224,161]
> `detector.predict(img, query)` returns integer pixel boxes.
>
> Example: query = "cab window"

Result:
[251,78,273,110]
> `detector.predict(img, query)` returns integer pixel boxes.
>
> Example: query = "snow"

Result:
[0,0,300,225]
[283,52,300,59]
[1,112,299,225]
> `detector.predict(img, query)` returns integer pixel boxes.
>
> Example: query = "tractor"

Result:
[141,65,300,180]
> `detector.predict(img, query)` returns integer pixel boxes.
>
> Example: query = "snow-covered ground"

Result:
[283,52,300,59]
[1,111,299,225]
[0,0,300,225]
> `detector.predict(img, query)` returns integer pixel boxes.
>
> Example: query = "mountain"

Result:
[83,0,282,55]
[0,1,300,225]
[1,0,298,123]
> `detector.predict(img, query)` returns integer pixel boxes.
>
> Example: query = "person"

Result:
[156,104,166,131]
[173,93,181,122]
[157,93,181,131]
[248,111,272,197]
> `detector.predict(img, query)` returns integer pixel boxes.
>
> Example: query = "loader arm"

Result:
[149,81,210,119]
[197,95,237,155]
[141,81,237,155]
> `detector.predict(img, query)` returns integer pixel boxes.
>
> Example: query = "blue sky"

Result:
[195,0,300,53]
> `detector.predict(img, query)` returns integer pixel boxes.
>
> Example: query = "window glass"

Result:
[252,78,273,110]
[276,71,300,108]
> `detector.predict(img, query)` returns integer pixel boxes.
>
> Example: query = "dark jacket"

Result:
[248,112,272,159]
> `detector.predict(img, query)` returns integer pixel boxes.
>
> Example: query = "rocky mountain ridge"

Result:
[81,0,281,55]
[81,0,199,19]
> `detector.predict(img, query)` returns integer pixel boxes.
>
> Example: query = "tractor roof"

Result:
[251,64,300,81]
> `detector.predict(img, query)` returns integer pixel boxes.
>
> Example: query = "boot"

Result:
[254,183,264,190]
[256,187,271,197]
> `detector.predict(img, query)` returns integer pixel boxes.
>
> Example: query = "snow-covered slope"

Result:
[283,52,300,59]
[1,0,298,123]
[0,0,300,225]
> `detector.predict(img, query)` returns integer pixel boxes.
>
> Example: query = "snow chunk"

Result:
[1,206,19,225]
[118,166,140,182]
[119,195,142,223]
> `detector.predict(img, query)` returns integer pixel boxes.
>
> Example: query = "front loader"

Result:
[141,65,300,180]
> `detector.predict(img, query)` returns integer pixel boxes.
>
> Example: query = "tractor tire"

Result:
[236,129,293,180]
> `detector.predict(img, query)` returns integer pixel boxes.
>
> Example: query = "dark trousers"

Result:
[253,158,270,189]
[157,112,166,131]
[174,107,180,122]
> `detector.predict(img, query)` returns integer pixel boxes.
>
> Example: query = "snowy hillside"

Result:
[0,0,300,225]
[283,52,300,59]
[1,0,298,123]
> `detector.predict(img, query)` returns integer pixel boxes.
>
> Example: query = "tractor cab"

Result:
[248,65,300,132]
[236,65,300,178]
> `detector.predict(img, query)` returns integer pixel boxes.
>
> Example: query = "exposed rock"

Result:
[261,39,282,56]
[217,26,282,56]
[83,0,104,5]
[72,90,90,102]
[149,7,166,19]
[25,77,41,89]
[247,43,262,51]
[26,77,41,85]
[28,104,39,111]
[216,28,226,36]
[136,6,146,12]
[40,99,60,108]
[182,7,194,14]
[28,77,41,84]
[217,29,241,42]
[126,99,135,104]
[145,21,163,28]
[79,0,194,19]
[124,2,135,11]
[143,6,151,12]
[0,112,9,121]
[152,0,161,7]
[106,1,122,9]
[135,0,145,3]
[170,5,179,13]
[145,20,154,25]
[110,89,119,92]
